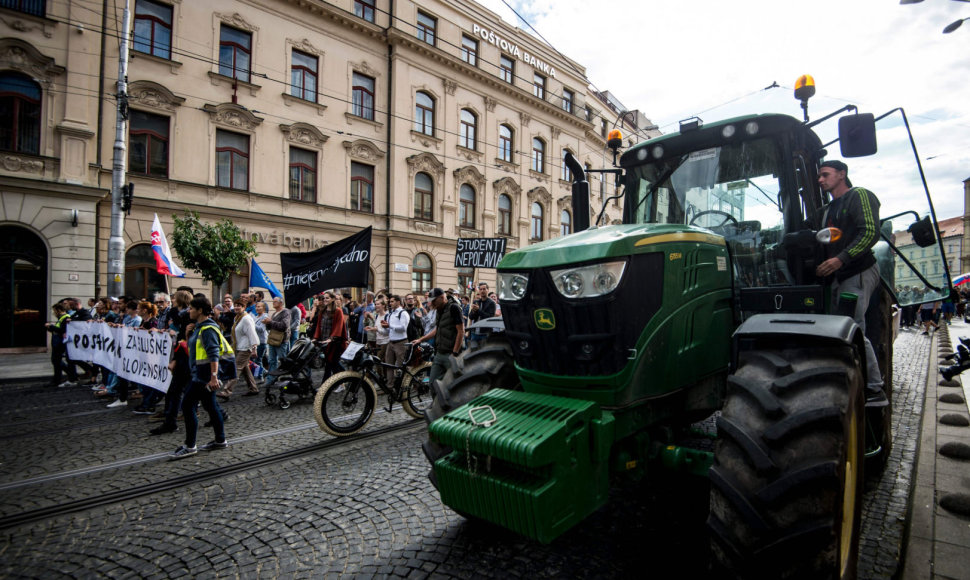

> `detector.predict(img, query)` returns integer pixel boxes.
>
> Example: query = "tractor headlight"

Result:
[550,261,626,299]
[497,272,529,301]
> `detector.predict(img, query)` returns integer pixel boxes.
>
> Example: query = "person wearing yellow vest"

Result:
[45,302,79,387]
[171,296,233,460]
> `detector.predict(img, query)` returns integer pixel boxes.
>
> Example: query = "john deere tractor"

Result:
[424,77,951,578]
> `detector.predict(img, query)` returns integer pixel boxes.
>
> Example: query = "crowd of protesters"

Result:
[45,283,503,460]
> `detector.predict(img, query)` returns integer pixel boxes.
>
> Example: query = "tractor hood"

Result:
[498,223,725,271]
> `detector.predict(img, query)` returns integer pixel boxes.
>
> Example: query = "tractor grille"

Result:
[500,252,664,376]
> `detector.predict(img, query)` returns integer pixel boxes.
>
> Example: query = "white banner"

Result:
[66,322,173,392]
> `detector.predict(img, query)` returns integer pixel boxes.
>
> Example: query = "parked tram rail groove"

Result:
[0,419,423,531]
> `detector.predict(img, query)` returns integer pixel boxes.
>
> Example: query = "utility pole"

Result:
[106,0,131,298]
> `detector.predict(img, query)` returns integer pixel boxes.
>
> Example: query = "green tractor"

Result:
[424,77,952,578]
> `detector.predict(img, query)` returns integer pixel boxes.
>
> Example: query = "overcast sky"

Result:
[478,0,970,225]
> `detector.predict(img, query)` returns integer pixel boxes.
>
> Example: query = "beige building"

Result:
[0,0,657,350]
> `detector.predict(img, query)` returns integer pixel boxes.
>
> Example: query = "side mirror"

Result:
[838,113,877,158]
[908,216,937,248]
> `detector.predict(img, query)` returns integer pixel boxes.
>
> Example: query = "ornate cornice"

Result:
[202,103,263,131]
[215,12,258,32]
[0,38,64,86]
[128,80,185,112]
[406,152,444,182]
[287,37,323,56]
[527,186,552,207]
[453,165,486,192]
[280,122,328,149]
[342,139,384,162]
[493,176,521,198]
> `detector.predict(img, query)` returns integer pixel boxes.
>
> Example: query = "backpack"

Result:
[405,309,423,341]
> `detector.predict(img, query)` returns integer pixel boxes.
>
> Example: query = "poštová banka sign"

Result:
[454,237,508,269]
[281,227,372,307]
[66,322,173,392]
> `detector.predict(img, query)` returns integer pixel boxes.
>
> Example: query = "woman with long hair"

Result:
[309,291,347,379]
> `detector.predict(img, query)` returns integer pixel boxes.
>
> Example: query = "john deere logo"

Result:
[534,308,556,330]
[804,297,816,307]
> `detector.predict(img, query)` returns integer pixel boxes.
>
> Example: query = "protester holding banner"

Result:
[171,296,231,460]
[307,291,347,379]
[261,297,291,392]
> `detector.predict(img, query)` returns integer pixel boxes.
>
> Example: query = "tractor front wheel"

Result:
[708,345,865,579]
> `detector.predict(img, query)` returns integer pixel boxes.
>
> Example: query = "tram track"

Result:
[0,418,424,530]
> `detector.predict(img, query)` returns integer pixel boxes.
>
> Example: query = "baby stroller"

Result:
[264,336,327,409]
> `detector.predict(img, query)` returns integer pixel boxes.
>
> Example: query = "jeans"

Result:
[264,342,286,388]
[51,343,78,383]
[832,264,883,389]
[161,377,186,430]
[428,351,452,387]
[181,380,225,448]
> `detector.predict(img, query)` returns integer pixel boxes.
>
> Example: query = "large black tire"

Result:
[400,361,433,419]
[313,371,377,436]
[422,333,521,487]
[708,345,865,580]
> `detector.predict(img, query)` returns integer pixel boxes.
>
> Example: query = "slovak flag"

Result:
[151,213,186,277]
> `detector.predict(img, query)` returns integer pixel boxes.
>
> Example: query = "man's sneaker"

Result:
[132,407,154,415]
[90,383,105,391]
[200,440,228,451]
[169,445,197,460]
[149,425,177,436]
[57,381,77,388]
[148,411,166,422]
[106,399,127,408]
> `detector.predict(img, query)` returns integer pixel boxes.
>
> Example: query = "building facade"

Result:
[0,0,658,350]
[892,215,963,296]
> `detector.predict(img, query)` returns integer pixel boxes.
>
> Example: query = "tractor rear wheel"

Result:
[422,333,520,488]
[708,345,865,579]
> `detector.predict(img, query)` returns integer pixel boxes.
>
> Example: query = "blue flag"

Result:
[249,258,282,299]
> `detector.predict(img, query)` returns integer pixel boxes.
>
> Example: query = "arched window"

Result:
[560,209,571,236]
[412,253,432,293]
[531,138,545,173]
[0,72,41,155]
[498,124,513,162]
[125,243,167,300]
[414,172,433,221]
[531,202,544,241]
[459,109,477,150]
[459,184,476,228]
[498,194,512,236]
[414,91,434,136]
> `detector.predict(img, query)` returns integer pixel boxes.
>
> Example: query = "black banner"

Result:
[281,227,371,307]
[454,237,508,269]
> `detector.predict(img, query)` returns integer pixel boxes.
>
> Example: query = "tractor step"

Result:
[430,389,614,543]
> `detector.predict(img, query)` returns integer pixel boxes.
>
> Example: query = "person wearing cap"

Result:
[413,288,464,386]
[816,159,886,405]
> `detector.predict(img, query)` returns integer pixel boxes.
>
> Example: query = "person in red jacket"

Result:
[309,291,347,379]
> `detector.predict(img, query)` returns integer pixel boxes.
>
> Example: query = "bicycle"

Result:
[313,341,434,436]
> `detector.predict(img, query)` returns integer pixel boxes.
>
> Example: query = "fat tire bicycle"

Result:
[313,341,434,436]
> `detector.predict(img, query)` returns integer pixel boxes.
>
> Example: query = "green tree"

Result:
[170,211,257,289]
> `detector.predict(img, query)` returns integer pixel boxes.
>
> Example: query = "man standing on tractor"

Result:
[815,159,888,405]
[413,288,464,386]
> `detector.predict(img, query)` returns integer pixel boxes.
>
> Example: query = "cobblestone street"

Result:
[0,324,937,578]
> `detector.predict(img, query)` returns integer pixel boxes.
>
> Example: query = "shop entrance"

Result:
[0,224,48,350]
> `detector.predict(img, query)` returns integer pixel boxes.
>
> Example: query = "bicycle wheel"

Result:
[401,361,433,419]
[313,371,377,436]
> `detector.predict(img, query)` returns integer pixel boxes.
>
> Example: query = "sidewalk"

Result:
[903,319,970,580]
[0,351,53,385]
